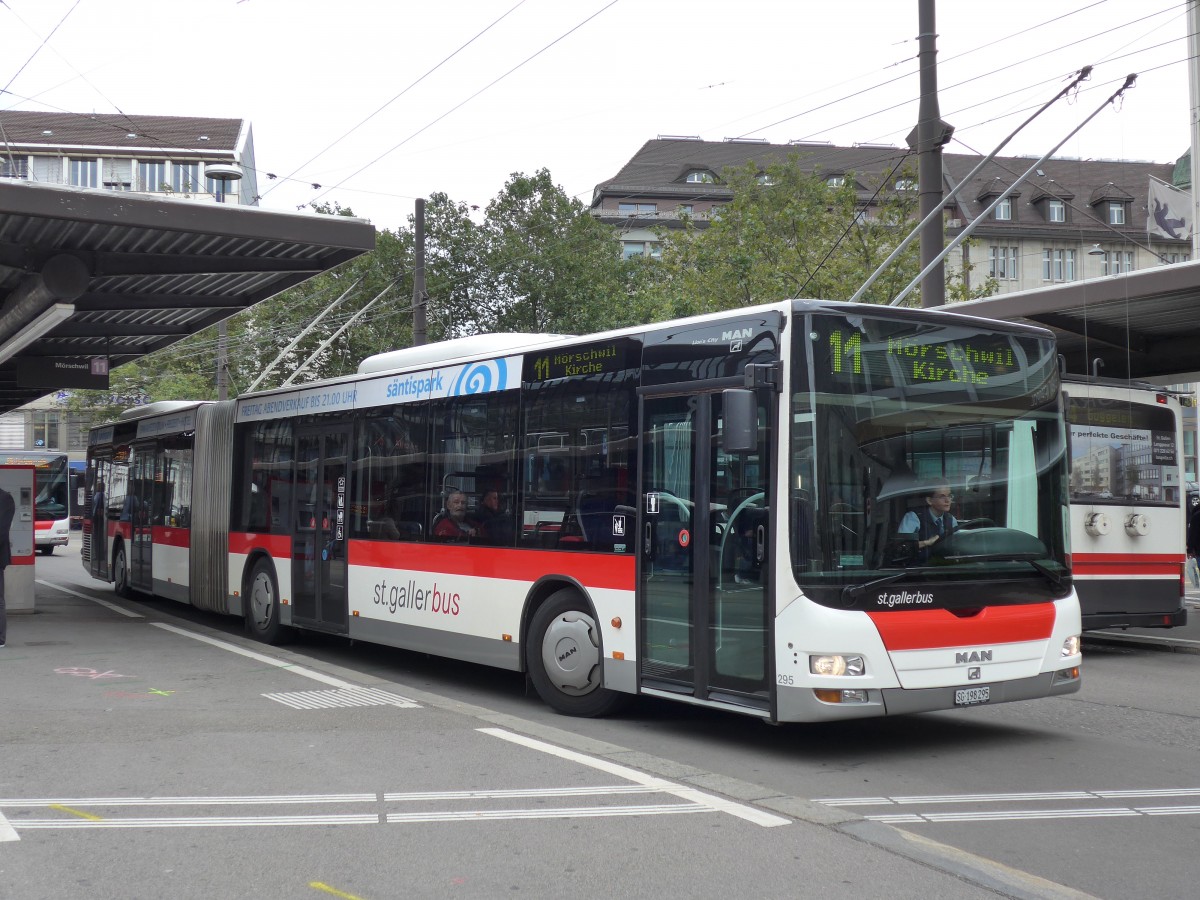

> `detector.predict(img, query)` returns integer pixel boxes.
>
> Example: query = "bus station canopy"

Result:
[0,179,376,415]
[950,258,1200,384]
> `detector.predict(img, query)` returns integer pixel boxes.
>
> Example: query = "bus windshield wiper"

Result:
[941,551,1067,589]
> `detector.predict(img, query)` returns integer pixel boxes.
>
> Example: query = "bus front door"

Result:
[291,427,350,633]
[639,390,771,713]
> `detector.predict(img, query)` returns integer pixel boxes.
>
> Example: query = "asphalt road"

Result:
[5,542,1198,899]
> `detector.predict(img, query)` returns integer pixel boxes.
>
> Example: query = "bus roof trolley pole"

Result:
[849,66,1093,306]
[888,73,1137,308]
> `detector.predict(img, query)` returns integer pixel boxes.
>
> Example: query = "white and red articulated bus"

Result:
[83,300,1082,722]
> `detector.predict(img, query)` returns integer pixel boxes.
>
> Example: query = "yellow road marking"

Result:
[49,804,103,821]
[309,883,366,900]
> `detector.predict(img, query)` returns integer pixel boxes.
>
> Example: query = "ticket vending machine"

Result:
[1,465,37,614]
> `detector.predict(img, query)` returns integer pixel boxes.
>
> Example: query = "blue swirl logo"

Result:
[452,359,508,396]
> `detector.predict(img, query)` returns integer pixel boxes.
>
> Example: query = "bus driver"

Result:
[898,484,958,564]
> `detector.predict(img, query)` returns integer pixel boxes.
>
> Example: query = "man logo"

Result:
[955,650,993,664]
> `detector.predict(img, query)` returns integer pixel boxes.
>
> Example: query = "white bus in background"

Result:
[1062,376,1188,630]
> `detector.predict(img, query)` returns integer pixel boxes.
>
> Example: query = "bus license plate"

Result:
[955,686,990,706]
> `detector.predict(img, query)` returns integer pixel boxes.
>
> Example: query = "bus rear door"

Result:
[638,388,772,714]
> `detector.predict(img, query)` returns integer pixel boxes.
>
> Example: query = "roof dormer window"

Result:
[685,169,715,184]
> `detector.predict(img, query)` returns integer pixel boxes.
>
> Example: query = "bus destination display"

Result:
[525,340,629,383]
[827,326,1023,388]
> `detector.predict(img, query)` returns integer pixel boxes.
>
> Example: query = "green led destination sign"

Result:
[828,327,1022,387]
[525,340,631,382]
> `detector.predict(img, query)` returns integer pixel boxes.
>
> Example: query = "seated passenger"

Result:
[433,489,479,541]
[475,489,513,546]
[898,484,958,563]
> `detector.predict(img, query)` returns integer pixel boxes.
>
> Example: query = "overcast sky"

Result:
[1,0,1192,231]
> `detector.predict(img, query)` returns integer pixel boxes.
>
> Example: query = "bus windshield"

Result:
[792,311,1069,592]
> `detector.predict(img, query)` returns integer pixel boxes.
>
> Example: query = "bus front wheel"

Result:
[245,558,292,645]
[526,589,627,718]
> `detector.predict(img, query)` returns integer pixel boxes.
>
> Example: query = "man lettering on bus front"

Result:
[898,484,958,564]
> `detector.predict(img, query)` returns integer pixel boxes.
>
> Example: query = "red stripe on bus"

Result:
[151,526,191,548]
[867,603,1056,651]
[349,540,636,591]
[1072,553,1183,576]
[11,553,35,565]
[228,532,291,557]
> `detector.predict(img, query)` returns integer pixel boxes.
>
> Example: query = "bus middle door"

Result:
[291,426,350,633]
[638,388,772,713]
[129,442,156,592]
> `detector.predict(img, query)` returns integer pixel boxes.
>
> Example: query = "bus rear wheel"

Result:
[112,542,133,599]
[526,589,627,718]
[245,558,292,644]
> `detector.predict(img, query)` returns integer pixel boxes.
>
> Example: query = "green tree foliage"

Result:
[466,169,651,335]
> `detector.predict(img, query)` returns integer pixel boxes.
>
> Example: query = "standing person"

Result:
[0,485,14,648]
[898,484,958,564]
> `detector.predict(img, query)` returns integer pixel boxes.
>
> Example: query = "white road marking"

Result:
[149,622,362,689]
[385,804,706,823]
[36,580,144,618]
[479,727,791,827]
[263,686,419,709]
[869,805,1200,824]
[0,784,720,832]
[0,811,18,842]
[17,815,379,829]
[816,787,1200,824]
[817,788,1200,806]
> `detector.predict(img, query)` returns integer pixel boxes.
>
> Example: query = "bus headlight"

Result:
[809,654,865,676]
[1061,635,1081,658]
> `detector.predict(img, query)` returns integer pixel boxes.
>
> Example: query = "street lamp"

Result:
[206,163,243,400]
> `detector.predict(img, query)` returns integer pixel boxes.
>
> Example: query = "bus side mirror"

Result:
[723,389,757,453]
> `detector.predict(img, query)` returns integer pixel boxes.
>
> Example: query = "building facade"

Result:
[0,110,260,463]
[0,110,258,204]
[590,137,1191,287]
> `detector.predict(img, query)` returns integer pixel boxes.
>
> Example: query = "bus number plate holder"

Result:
[955,686,991,706]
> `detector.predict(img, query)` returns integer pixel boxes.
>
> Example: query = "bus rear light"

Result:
[810,654,865,676]
[1061,635,1081,657]
[814,689,869,704]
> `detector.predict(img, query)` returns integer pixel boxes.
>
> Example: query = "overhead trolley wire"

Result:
[308,0,621,210]
[259,0,530,202]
